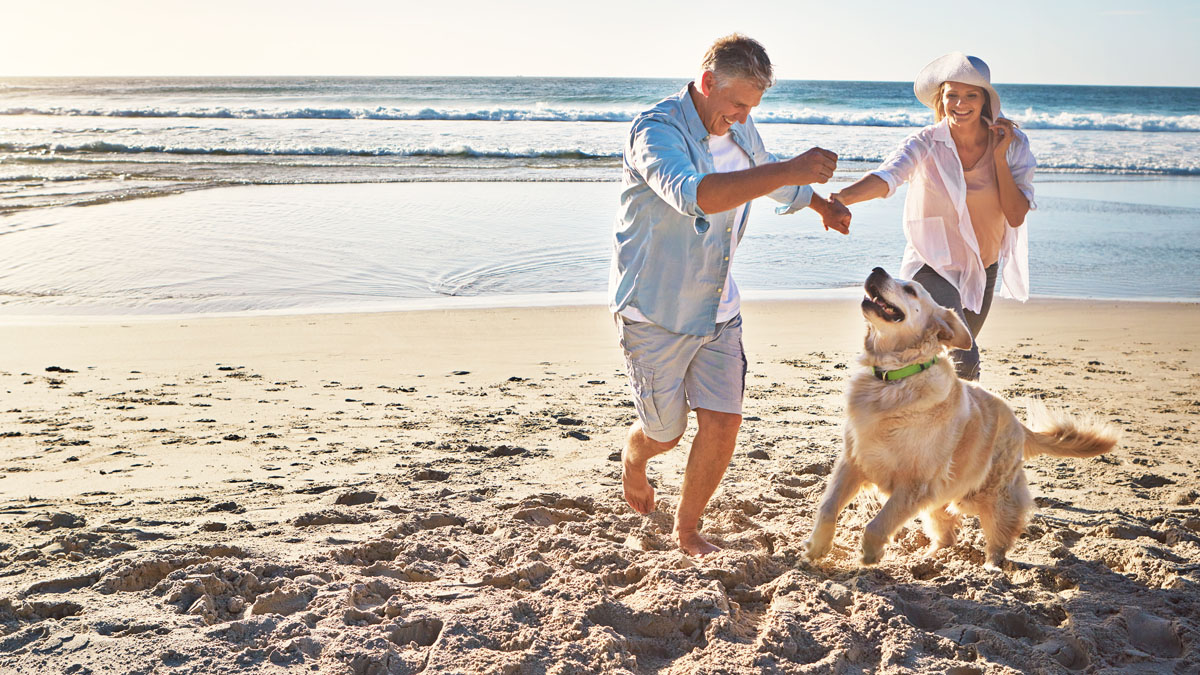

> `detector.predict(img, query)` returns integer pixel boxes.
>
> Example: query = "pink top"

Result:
[963,134,1007,267]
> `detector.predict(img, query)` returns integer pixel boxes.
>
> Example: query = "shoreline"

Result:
[1,291,1197,327]
[4,296,1198,359]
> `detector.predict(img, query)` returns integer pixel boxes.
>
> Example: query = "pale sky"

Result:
[4,0,1198,86]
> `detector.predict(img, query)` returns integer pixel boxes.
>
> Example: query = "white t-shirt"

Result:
[620,131,750,325]
[709,132,750,322]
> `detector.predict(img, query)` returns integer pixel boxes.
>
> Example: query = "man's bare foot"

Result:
[674,528,720,557]
[622,448,655,514]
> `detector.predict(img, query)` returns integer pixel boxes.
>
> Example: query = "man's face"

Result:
[696,71,763,136]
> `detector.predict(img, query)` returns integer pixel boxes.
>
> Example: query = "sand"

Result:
[1,298,1198,674]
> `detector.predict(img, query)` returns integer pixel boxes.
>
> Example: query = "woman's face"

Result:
[941,81,988,127]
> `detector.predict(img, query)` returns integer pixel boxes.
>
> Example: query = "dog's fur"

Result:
[804,268,1119,568]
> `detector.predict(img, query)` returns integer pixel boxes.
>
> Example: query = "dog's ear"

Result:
[935,308,972,350]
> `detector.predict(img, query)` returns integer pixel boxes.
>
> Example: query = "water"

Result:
[1,77,1197,315]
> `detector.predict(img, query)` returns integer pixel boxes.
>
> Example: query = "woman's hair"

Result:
[932,82,992,122]
[701,33,775,91]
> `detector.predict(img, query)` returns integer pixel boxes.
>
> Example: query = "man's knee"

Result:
[695,409,742,436]
[630,422,683,452]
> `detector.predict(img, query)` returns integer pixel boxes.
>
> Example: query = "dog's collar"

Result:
[873,356,938,381]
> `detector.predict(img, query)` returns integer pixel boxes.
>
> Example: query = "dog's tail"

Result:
[1022,400,1120,460]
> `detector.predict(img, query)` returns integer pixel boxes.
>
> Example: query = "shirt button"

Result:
[726,227,732,233]
[724,256,729,261]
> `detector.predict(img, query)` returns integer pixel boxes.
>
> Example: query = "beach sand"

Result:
[1,298,1197,673]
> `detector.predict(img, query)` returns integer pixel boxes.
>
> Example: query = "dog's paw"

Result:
[860,543,883,566]
[983,557,1008,573]
[803,536,831,562]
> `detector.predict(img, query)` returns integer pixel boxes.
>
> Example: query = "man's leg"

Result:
[622,422,682,514]
[614,315,696,515]
[673,408,742,556]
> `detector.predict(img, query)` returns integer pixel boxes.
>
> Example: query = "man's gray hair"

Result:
[701,33,774,91]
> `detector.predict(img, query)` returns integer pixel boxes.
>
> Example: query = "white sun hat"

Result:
[913,52,1002,123]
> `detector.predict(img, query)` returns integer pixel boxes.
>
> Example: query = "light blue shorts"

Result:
[615,314,747,442]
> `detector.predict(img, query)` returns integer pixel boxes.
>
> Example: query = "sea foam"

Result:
[5,104,1200,133]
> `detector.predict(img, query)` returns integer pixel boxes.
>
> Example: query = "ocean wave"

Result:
[0,105,639,123]
[0,173,92,183]
[4,104,1200,132]
[3,142,1196,176]
[1011,109,1200,132]
[1031,162,1200,176]
[753,110,931,127]
[823,154,1200,176]
[0,141,619,160]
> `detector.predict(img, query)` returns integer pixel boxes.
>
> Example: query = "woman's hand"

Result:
[809,194,851,235]
[990,117,1018,158]
[989,117,1030,226]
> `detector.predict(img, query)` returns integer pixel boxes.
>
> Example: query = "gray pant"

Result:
[912,263,999,381]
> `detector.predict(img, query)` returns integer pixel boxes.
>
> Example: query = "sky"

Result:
[3,0,1198,86]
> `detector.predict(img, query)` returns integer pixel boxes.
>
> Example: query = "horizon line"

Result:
[1,74,1198,89]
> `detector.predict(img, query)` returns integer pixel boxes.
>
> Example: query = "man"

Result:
[609,34,851,556]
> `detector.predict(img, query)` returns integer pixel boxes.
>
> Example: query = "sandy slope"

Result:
[1,299,1198,674]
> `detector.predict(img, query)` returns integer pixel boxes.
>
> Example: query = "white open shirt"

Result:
[869,118,1037,313]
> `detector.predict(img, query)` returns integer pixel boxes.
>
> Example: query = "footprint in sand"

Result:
[1118,606,1184,658]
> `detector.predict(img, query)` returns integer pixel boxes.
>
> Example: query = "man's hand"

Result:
[823,197,851,234]
[786,147,838,185]
[809,194,851,235]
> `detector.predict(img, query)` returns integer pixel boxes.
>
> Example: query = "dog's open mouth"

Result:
[862,283,905,322]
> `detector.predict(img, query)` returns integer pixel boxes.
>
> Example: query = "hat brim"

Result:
[913,52,1002,124]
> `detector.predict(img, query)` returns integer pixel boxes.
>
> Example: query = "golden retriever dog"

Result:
[804,267,1118,569]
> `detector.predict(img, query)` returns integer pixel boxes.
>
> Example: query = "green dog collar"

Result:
[873,356,938,381]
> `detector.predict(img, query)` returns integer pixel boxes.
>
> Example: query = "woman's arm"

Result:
[991,119,1031,227]
[831,174,889,206]
[833,128,932,207]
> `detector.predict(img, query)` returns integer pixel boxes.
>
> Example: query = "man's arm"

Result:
[696,147,849,234]
[695,147,837,214]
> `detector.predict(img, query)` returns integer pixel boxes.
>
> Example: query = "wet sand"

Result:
[1,298,1198,673]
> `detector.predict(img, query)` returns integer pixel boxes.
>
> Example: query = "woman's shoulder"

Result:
[903,120,948,142]
[1006,124,1036,158]
[891,122,945,155]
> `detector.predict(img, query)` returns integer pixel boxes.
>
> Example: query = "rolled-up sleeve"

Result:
[628,117,707,218]
[1007,130,1037,210]
[772,183,815,215]
[869,131,930,198]
[765,143,814,214]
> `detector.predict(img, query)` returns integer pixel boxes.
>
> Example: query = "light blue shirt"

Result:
[608,84,814,336]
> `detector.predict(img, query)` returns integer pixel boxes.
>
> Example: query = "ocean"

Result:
[1,76,1198,316]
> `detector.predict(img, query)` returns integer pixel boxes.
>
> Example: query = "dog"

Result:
[804,267,1118,569]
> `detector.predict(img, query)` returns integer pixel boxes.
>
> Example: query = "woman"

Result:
[833,52,1035,380]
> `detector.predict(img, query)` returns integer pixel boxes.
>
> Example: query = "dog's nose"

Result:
[872,267,886,275]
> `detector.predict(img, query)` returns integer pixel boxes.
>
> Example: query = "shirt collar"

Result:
[678,83,712,142]
[728,119,750,150]
[679,82,752,149]
[930,118,954,146]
